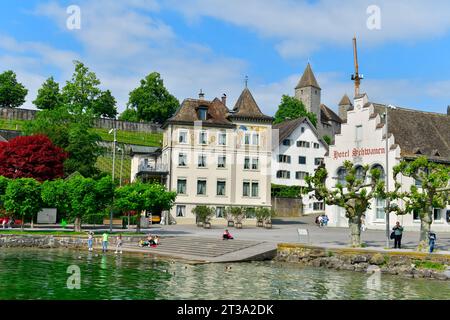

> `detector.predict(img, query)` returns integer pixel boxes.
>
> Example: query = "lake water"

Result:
[0,249,449,300]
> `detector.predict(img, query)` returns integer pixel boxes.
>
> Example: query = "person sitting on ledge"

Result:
[223,229,234,240]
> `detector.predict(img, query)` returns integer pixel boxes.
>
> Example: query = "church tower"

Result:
[294,63,321,121]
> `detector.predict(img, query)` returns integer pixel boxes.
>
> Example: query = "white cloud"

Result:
[168,0,450,58]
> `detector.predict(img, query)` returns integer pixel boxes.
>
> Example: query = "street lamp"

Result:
[108,128,117,233]
[117,146,125,187]
[384,105,396,248]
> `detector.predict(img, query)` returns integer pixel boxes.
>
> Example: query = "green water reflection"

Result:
[0,249,449,300]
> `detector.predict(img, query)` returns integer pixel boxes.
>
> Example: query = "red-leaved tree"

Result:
[0,135,68,181]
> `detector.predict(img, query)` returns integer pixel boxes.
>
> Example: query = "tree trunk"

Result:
[136,215,141,233]
[349,216,362,247]
[419,211,432,250]
[74,217,82,232]
[31,217,34,229]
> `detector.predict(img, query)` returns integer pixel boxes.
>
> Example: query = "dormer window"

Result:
[198,107,208,120]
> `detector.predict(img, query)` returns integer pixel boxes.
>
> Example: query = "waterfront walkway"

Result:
[98,236,277,263]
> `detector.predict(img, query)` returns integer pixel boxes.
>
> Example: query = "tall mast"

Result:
[351,36,363,97]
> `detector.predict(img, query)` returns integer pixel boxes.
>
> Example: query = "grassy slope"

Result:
[0,118,163,147]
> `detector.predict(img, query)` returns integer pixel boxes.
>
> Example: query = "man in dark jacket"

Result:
[392,222,404,249]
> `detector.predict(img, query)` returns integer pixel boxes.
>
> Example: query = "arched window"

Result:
[355,165,365,182]
[336,167,347,186]
[371,164,385,180]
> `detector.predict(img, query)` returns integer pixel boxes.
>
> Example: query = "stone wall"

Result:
[0,234,146,249]
[277,243,450,281]
[0,107,162,133]
[271,197,303,217]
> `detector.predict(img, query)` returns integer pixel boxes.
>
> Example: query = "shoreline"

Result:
[2,233,450,280]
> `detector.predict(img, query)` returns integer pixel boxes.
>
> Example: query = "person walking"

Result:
[392,222,404,249]
[429,231,437,253]
[322,214,329,227]
[102,232,109,253]
[87,231,94,251]
[115,234,123,254]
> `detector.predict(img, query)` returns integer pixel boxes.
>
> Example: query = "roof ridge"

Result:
[295,63,321,90]
[371,103,449,117]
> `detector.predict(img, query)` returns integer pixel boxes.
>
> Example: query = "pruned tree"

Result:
[305,161,384,247]
[385,156,449,248]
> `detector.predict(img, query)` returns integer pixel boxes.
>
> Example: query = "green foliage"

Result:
[0,176,10,210]
[33,77,61,110]
[305,161,385,246]
[94,90,117,118]
[255,207,273,221]
[226,206,245,223]
[0,70,28,108]
[118,108,139,122]
[127,72,179,124]
[41,179,69,219]
[387,156,450,243]
[322,135,331,145]
[271,184,302,198]
[413,260,446,271]
[3,178,42,224]
[23,106,102,177]
[192,205,215,223]
[61,61,117,118]
[273,95,317,127]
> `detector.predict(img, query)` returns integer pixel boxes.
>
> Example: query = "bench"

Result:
[103,218,123,227]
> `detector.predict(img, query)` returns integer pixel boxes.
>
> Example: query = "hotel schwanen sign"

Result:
[333,147,385,160]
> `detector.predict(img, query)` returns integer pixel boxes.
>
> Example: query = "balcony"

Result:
[138,163,169,174]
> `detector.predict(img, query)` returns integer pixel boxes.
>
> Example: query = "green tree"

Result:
[322,135,331,145]
[33,77,61,110]
[23,106,102,177]
[4,178,42,229]
[386,157,450,248]
[115,182,176,232]
[192,205,215,224]
[128,72,179,124]
[94,90,117,118]
[305,161,384,247]
[0,70,28,108]
[118,108,139,122]
[41,179,69,222]
[61,61,118,118]
[64,175,113,232]
[0,176,10,211]
[273,95,317,126]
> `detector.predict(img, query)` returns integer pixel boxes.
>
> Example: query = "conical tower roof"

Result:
[338,94,352,106]
[230,87,272,121]
[295,63,321,90]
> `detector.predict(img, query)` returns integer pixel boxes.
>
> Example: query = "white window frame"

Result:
[217,155,226,168]
[197,153,207,168]
[176,205,186,217]
[177,179,187,195]
[216,180,226,196]
[197,179,207,195]
[178,153,188,167]
[178,129,188,144]
[218,131,227,146]
[198,130,208,145]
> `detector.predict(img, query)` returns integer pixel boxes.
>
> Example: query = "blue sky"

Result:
[1,0,450,116]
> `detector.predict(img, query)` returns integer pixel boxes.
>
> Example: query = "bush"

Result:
[192,206,215,224]
[255,207,272,221]
[226,206,245,223]
[271,184,302,198]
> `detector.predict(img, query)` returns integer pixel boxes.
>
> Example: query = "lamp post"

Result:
[108,128,117,232]
[118,146,124,187]
[384,109,390,248]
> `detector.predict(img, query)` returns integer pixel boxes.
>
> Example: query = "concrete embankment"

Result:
[277,243,450,280]
[0,234,277,263]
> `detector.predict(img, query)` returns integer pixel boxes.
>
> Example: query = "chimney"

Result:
[199,89,205,100]
[447,105,450,116]
[221,93,227,106]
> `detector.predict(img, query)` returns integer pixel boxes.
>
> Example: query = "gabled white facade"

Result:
[324,94,450,231]
[272,118,328,215]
